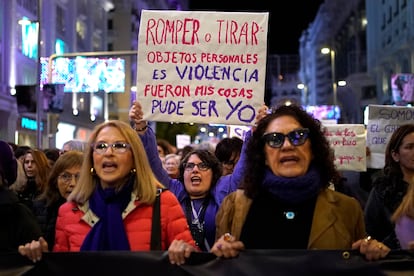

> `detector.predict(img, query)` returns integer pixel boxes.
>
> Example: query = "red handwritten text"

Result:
[146,18,200,45]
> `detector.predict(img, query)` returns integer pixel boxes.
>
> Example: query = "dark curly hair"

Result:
[178,149,222,191]
[241,104,339,198]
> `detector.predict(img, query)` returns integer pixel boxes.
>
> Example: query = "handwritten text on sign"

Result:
[366,104,414,169]
[323,124,366,172]
[137,10,269,126]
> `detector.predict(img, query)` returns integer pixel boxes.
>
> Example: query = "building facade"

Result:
[1,0,114,148]
[298,0,372,124]
[298,0,414,124]
[0,0,186,149]
[365,0,414,105]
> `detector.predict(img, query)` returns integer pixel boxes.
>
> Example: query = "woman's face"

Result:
[183,154,213,199]
[23,153,37,178]
[164,156,179,177]
[92,126,134,189]
[264,115,313,177]
[392,132,414,177]
[57,165,81,199]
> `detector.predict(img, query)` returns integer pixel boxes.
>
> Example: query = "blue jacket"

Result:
[139,127,248,250]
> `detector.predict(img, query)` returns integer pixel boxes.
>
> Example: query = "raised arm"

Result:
[129,101,170,187]
[213,104,269,203]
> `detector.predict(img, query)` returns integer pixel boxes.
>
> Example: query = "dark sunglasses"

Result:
[262,128,310,148]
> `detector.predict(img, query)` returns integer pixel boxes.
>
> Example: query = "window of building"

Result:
[56,5,66,37]
[17,0,37,15]
[394,0,399,16]
[76,19,87,41]
[387,6,392,23]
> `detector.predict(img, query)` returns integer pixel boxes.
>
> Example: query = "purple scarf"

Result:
[261,165,323,204]
[81,177,134,251]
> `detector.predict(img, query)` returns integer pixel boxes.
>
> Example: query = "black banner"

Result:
[1,250,413,276]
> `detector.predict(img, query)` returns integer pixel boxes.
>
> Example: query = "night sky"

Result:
[188,1,324,55]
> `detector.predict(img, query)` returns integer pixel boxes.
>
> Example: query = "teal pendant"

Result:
[284,211,295,220]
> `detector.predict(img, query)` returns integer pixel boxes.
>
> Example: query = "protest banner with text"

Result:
[366,104,414,169]
[136,10,269,126]
[323,124,366,172]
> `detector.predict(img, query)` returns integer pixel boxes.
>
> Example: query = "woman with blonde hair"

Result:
[392,183,414,249]
[19,120,198,265]
[9,161,28,193]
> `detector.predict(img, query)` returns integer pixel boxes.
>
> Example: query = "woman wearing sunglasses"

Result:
[210,104,390,261]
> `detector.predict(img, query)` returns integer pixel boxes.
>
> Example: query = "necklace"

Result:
[191,200,204,226]
[284,211,296,220]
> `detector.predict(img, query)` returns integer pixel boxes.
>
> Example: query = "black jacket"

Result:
[33,196,65,250]
[0,187,42,252]
[364,174,407,249]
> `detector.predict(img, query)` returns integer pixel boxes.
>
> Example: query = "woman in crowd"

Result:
[157,138,173,163]
[215,136,243,176]
[365,124,414,249]
[0,140,41,252]
[32,151,83,250]
[163,153,181,179]
[43,148,62,167]
[62,139,86,153]
[18,149,50,211]
[210,104,389,261]
[129,101,245,252]
[19,120,198,266]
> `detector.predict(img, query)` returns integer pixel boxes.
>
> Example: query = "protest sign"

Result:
[366,104,414,168]
[228,125,251,141]
[323,124,366,171]
[136,10,269,126]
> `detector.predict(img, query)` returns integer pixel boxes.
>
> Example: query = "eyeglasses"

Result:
[262,128,310,148]
[183,162,210,171]
[59,172,80,184]
[92,142,131,154]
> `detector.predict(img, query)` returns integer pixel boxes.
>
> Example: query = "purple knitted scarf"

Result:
[261,165,323,204]
[80,177,134,251]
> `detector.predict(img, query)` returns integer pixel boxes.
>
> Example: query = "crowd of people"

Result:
[2,102,414,268]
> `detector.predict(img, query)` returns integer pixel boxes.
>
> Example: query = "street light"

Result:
[321,47,337,114]
[297,83,308,106]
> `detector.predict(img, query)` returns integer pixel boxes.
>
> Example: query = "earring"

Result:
[130,168,137,174]
[90,168,95,175]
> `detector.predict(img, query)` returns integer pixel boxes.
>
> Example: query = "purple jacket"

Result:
[395,215,414,249]
[139,127,249,249]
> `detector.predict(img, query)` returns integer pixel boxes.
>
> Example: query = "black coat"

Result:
[364,174,407,249]
[0,187,42,252]
[33,196,65,251]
